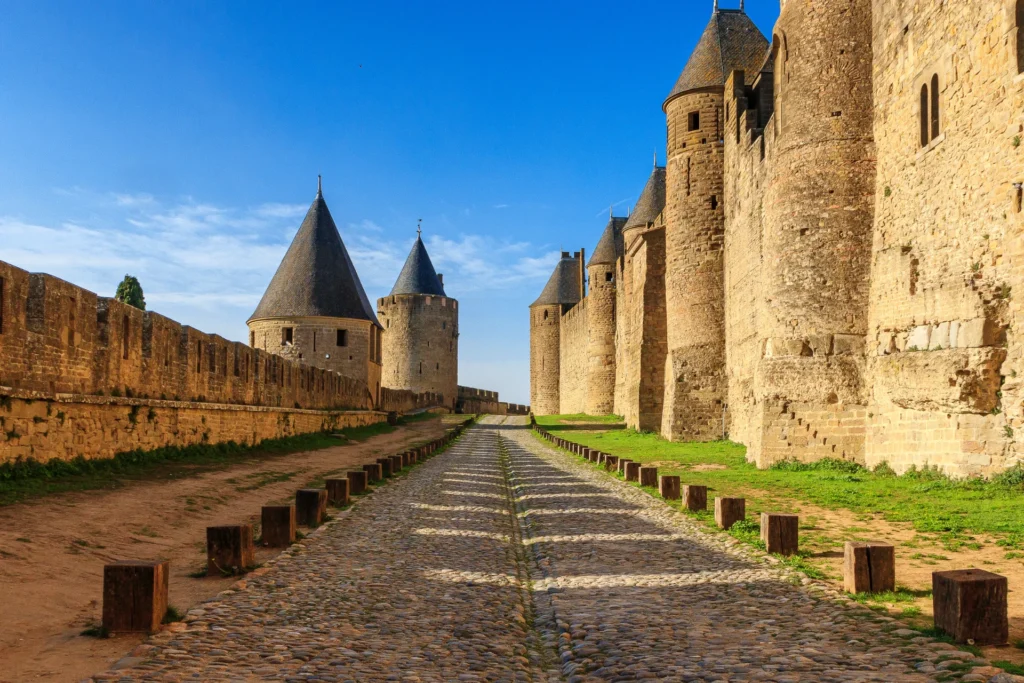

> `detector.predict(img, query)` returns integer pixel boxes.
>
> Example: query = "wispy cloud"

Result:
[594,196,633,218]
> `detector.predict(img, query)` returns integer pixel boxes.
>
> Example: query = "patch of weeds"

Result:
[912,626,982,656]
[135,525,159,538]
[186,567,209,578]
[1012,638,1024,650]
[994,662,1024,676]
[80,624,110,639]
[1004,551,1024,560]
[162,605,184,623]
[15,537,31,543]
[899,606,922,618]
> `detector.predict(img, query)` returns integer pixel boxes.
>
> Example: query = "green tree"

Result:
[114,275,146,310]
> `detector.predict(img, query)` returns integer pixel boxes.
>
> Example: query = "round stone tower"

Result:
[662,4,768,441]
[529,252,583,415]
[585,215,625,415]
[248,177,383,405]
[377,231,458,410]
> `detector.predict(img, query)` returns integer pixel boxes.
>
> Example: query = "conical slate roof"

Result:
[391,235,446,296]
[588,216,627,266]
[664,8,769,109]
[249,184,380,327]
[623,166,666,232]
[531,253,582,308]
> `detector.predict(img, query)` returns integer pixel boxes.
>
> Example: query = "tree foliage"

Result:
[114,274,146,310]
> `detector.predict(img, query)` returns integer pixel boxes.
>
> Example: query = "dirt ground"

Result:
[0,416,452,683]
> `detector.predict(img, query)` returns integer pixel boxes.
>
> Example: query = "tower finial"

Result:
[713,0,718,11]
[317,174,322,195]
[740,0,744,10]
[609,205,613,219]
[654,150,658,168]
[417,218,422,238]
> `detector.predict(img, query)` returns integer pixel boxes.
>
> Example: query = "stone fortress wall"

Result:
[530,0,1024,477]
[378,293,459,410]
[0,259,441,466]
[455,386,530,416]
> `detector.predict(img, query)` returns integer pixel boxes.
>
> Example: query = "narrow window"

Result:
[605,272,613,282]
[436,362,439,370]
[282,327,293,345]
[543,310,548,320]
[234,348,240,377]
[442,321,446,330]
[337,329,347,347]
[686,157,692,196]
[313,330,317,353]
[688,111,700,131]
[920,84,929,148]
[68,298,76,347]
[1017,0,1024,73]
[1015,183,1023,214]
[376,328,382,361]
[930,74,940,140]
[419,362,423,374]
[197,341,202,372]
[121,315,129,360]
[0,276,5,334]
[710,195,719,211]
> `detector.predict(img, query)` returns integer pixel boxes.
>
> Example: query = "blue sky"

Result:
[0,1,778,405]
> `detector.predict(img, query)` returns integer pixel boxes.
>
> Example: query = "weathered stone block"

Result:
[956,317,1000,348]
[102,560,169,633]
[639,466,658,487]
[933,569,1008,645]
[658,475,680,500]
[683,485,707,511]
[261,505,296,547]
[843,541,895,593]
[906,325,931,351]
[296,488,327,527]
[325,478,350,506]
[206,525,255,576]
[760,513,798,556]
[714,497,745,529]
[348,470,368,495]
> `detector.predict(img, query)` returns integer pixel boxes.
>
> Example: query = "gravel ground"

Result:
[87,416,1022,683]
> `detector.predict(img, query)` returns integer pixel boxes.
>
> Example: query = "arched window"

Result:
[1018,0,1024,73]
[920,84,930,148]
[930,74,940,140]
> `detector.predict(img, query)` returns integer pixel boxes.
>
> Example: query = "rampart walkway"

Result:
[92,416,1001,682]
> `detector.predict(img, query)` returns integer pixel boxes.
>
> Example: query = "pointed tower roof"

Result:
[531,252,583,308]
[249,179,380,327]
[391,234,447,296]
[623,166,667,232]
[663,7,769,110]
[588,215,627,266]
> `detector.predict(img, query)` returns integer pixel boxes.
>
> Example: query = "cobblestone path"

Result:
[93,416,1009,682]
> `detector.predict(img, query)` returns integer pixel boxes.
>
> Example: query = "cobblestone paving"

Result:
[91,416,1017,682]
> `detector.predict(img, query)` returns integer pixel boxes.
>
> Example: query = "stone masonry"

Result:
[529,0,1024,477]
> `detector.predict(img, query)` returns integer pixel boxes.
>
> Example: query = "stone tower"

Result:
[662,5,768,441]
[585,215,625,415]
[248,178,383,405]
[377,232,459,410]
[529,252,583,415]
[752,0,875,463]
[619,166,667,431]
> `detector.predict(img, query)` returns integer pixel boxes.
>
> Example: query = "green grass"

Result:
[536,415,1024,540]
[550,413,625,424]
[0,418,408,506]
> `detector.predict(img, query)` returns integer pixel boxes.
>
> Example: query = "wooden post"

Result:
[843,541,895,593]
[102,560,169,633]
[624,462,641,482]
[261,505,296,547]
[390,455,403,473]
[296,488,328,527]
[206,525,255,576]
[682,485,707,512]
[618,458,632,475]
[933,569,1009,645]
[760,513,799,556]
[659,475,680,500]
[325,478,350,506]
[714,497,745,529]
[639,466,658,487]
[377,457,393,477]
[363,463,383,483]
[604,455,619,472]
[348,470,368,495]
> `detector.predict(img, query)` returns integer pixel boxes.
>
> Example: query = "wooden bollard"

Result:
[364,463,383,483]
[102,560,169,633]
[325,478,351,506]
[597,452,607,465]
[261,505,296,547]
[843,541,895,593]
[296,488,327,527]
[604,455,619,472]
[639,466,658,487]
[659,475,680,500]
[377,457,393,477]
[714,497,745,530]
[624,461,641,482]
[618,458,632,475]
[683,485,707,511]
[933,569,1008,645]
[348,470,368,495]
[206,525,255,576]
[390,454,403,473]
[760,513,799,555]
